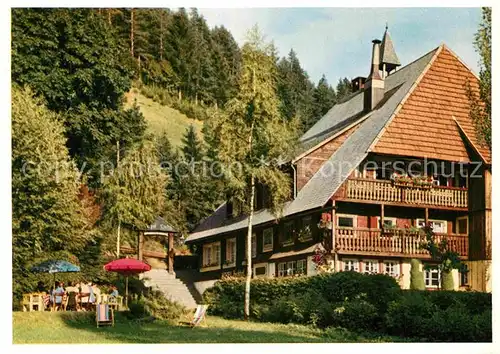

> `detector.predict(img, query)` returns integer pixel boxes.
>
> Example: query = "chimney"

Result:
[351,77,366,92]
[364,39,385,111]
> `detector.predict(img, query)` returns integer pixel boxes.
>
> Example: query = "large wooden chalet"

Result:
[185,28,492,292]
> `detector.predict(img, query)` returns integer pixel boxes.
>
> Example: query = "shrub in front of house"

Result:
[386,291,492,342]
[409,259,425,290]
[441,270,454,290]
[203,273,492,341]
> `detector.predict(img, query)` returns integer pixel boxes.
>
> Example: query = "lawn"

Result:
[12,312,405,344]
[125,89,204,148]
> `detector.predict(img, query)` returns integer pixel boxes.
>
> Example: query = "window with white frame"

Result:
[225,238,236,265]
[384,261,400,278]
[296,259,307,275]
[276,259,307,277]
[277,262,286,277]
[417,219,447,233]
[363,260,379,274]
[202,242,221,267]
[263,228,274,252]
[456,216,468,235]
[253,264,267,277]
[344,259,359,272]
[338,214,356,228]
[378,217,397,228]
[425,268,440,288]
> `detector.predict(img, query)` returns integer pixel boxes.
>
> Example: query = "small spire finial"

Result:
[385,22,388,31]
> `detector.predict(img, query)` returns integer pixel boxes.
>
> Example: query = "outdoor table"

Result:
[22,293,45,312]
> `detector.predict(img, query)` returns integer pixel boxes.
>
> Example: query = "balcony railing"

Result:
[336,227,468,258]
[338,178,468,209]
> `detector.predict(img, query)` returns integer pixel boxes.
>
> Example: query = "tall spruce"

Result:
[12,86,92,300]
[467,7,491,147]
[11,8,146,184]
[181,125,204,162]
[312,75,336,121]
[210,27,299,319]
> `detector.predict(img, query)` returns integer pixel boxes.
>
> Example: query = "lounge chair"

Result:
[96,304,114,327]
[181,304,209,328]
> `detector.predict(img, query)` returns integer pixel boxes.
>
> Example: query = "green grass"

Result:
[12,312,406,344]
[125,89,204,147]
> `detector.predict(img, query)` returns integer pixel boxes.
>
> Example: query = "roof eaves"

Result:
[292,111,372,163]
[452,116,488,165]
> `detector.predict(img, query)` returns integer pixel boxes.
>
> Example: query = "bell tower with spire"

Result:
[379,24,401,78]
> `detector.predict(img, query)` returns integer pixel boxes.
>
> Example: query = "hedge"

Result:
[203,272,492,342]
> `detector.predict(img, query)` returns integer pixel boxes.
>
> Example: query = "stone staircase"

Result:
[141,269,199,309]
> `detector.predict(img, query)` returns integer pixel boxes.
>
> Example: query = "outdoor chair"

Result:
[65,292,79,311]
[180,304,209,328]
[96,304,114,328]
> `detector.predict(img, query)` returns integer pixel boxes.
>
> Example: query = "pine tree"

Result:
[277,49,316,131]
[210,26,299,319]
[312,75,336,120]
[181,125,204,162]
[11,8,146,182]
[12,86,92,300]
[211,25,242,107]
[335,77,352,101]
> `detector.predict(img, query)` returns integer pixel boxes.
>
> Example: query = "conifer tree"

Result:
[210,26,299,319]
[312,75,336,121]
[181,125,204,162]
[12,86,92,300]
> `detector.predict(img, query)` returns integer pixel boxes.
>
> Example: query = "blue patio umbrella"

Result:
[31,260,81,290]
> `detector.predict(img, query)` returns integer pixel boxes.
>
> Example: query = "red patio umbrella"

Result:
[104,258,151,308]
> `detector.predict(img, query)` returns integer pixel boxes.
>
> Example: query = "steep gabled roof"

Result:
[185,47,439,243]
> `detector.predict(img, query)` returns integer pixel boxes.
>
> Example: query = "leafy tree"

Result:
[420,225,462,290]
[467,7,491,147]
[12,86,93,301]
[100,139,169,255]
[210,26,299,319]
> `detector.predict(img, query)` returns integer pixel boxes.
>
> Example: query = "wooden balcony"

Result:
[336,178,468,209]
[336,227,468,258]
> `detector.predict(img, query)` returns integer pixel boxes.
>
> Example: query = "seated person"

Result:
[109,286,119,297]
[65,281,79,294]
[35,281,47,293]
[52,282,65,305]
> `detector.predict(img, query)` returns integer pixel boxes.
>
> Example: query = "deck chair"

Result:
[182,304,209,328]
[96,304,114,328]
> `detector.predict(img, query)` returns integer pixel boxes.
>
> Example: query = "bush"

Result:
[441,270,454,290]
[333,299,379,332]
[410,259,425,290]
[404,290,492,315]
[127,290,189,322]
[203,273,492,341]
[204,272,400,326]
[386,291,492,341]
